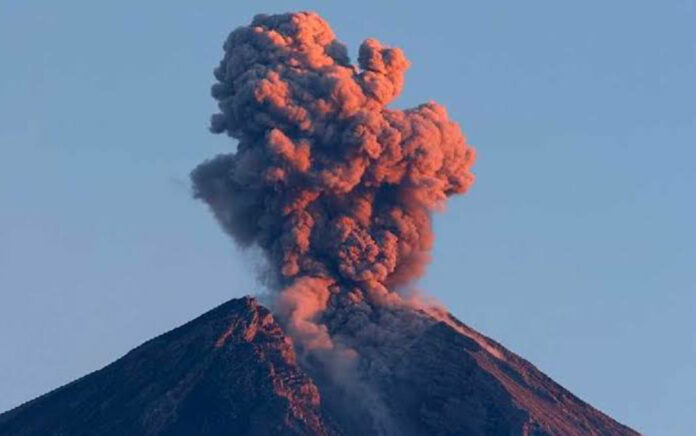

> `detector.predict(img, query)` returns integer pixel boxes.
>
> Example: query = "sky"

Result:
[0,1,694,435]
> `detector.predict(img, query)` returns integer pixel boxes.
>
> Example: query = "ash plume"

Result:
[193,10,474,337]
[192,12,475,431]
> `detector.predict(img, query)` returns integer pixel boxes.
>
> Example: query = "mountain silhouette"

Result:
[0,297,639,436]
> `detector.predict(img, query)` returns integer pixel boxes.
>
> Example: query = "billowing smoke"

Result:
[192,12,475,430]
[193,10,474,344]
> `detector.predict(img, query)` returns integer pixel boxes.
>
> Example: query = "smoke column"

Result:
[192,12,475,354]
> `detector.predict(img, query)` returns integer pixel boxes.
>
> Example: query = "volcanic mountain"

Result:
[0,296,639,436]
[0,12,642,436]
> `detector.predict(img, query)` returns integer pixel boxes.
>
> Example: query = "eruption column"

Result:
[192,12,475,351]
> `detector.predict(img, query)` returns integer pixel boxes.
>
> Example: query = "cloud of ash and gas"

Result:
[191,11,475,432]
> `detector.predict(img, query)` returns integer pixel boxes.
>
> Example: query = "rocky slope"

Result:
[374,313,639,435]
[0,297,639,436]
[0,298,335,436]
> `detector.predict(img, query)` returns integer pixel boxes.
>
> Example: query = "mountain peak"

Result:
[0,297,639,436]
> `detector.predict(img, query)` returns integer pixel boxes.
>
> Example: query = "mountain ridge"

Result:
[0,296,640,436]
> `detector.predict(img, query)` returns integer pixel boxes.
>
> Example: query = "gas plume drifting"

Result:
[191,12,475,354]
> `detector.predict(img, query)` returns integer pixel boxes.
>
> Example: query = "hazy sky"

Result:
[1,2,694,435]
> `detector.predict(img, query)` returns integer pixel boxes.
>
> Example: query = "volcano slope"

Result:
[0,297,639,436]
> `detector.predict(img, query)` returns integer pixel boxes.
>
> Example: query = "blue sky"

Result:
[1,2,694,434]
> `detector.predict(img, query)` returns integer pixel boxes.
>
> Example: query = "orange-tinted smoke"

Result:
[192,12,475,347]
[277,276,335,350]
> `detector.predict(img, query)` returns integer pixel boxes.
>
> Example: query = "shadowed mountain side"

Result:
[379,315,640,435]
[0,297,640,436]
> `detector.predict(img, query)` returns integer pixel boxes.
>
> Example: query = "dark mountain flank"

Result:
[0,297,639,436]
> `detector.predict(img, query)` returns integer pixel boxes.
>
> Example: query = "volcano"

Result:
[1,12,642,435]
[0,297,639,436]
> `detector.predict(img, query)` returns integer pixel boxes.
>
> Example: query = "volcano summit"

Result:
[0,297,639,435]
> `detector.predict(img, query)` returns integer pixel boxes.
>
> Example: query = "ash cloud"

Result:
[192,12,475,432]
[193,11,474,333]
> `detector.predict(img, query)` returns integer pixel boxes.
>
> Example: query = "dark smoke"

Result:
[191,12,477,433]
[192,12,475,353]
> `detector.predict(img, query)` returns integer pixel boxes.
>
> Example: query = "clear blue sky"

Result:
[1,2,694,434]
